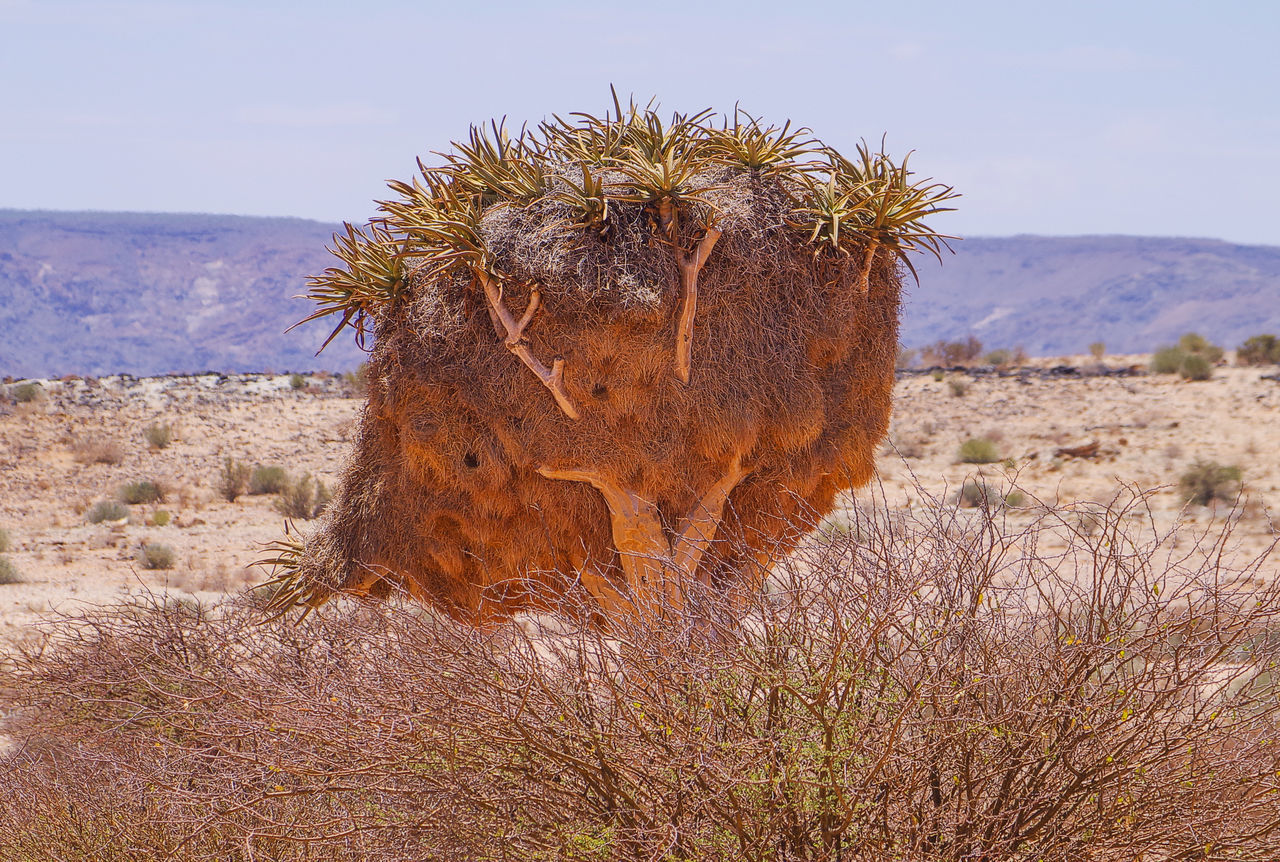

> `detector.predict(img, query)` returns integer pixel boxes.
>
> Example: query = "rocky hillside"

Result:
[2,210,1279,377]
[906,235,1280,356]
[0,210,364,378]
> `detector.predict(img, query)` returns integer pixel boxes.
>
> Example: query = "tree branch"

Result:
[856,239,879,294]
[478,274,579,420]
[674,226,722,384]
[536,466,679,613]
[673,453,749,582]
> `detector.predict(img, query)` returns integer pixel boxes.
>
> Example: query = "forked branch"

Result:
[673,453,748,580]
[536,466,675,610]
[478,274,579,420]
[538,455,750,615]
[674,226,722,384]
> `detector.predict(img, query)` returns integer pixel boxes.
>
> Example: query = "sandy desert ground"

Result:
[0,357,1276,643]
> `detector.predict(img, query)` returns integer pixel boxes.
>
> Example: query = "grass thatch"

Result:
[273,93,957,621]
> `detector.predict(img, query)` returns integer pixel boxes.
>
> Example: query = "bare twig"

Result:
[478,274,579,420]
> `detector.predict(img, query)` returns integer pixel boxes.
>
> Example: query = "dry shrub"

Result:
[1181,460,1243,506]
[1237,334,1280,366]
[3,494,1280,860]
[921,335,983,366]
[250,464,290,495]
[218,457,250,502]
[275,473,331,519]
[72,437,125,465]
[119,479,165,505]
[143,422,173,449]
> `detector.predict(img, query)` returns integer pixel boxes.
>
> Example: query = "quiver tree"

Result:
[265,95,956,623]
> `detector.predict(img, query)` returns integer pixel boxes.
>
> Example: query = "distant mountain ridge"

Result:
[0,210,363,378]
[905,234,1280,356]
[2,210,1278,377]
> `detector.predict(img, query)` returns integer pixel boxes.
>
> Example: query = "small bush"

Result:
[249,465,290,495]
[947,377,968,397]
[981,347,1026,369]
[150,510,171,527]
[1150,346,1185,374]
[72,438,124,465]
[0,556,21,585]
[11,382,44,403]
[137,543,175,570]
[0,527,8,553]
[87,500,129,524]
[1179,352,1212,380]
[1180,460,1243,506]
[930,369,944,382]
[143,423,172,449]
[1178,332,1224,362]
[921,335,983,366]
[119,480,164,505]
[1088,341,1106,359]
[219,458,251,502]
[1004,490,1027,508]
[289,373,307,390]
[275,473,331,520]
[1238,334,1280,365]
[957,436,1001,464]
[956,478,999,508]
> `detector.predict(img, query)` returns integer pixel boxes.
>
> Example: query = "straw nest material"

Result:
[262,96,956,622]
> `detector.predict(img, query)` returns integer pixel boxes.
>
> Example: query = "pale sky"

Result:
[2,0,1277,244]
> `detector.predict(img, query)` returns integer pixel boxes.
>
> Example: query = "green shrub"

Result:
[1179,353,1212,380]
[87,500,129,524]
[219,458,251,502]
[1178,332,1224,363]
[143,423,172,449]
[1238,334,1280,366]
[957,437,1001,464]
[947,377,968,397]
[1180,460,1243,506]
[137,543,176,570]
[0,556,20,585]
[1004,490,1027,508]
[249,465,290,495]
[150,510,171,527]
[289,373,307,390]
[119,480,164,505]
[1088,341,1106,360]
[957,478,999,508]
[11,382,44,403]
[275,473,331,520]
[1150,346,1185,374]
[981,347,1025,369]
[0,527,8,553]
[930,369,944,382]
